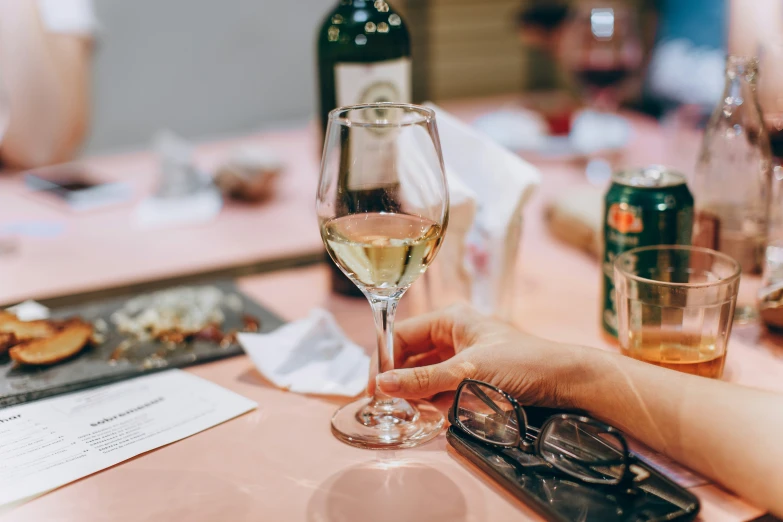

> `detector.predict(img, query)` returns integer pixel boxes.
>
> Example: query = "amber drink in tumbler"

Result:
[614,245,740,378]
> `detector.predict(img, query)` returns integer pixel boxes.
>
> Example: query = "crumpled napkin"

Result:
[238,309,370,397]
[5,301,50,321]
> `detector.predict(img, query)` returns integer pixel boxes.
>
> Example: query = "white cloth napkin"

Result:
[238,309,370,397]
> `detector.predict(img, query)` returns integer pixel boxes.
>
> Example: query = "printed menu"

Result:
[0,370,256,506]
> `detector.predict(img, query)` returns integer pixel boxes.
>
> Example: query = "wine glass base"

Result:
[331,397,445,450]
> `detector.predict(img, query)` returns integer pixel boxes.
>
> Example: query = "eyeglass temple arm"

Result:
[545,438,627,466]
[547,422,628,456]
[543,432,627,468]
[465,382,509,418]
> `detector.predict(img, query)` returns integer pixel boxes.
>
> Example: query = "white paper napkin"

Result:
[417,103,541,319]
[5,300,50,321]
[238,309,370,397]
[133,188,223,229]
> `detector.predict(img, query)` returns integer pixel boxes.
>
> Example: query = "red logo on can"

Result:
[608,203,643,233]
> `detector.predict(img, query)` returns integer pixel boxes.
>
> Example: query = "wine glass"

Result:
[316,103,449,449]
[559,2,642,112]
[558,2,642,185]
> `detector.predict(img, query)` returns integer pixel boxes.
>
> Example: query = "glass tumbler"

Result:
[613,245,741,379]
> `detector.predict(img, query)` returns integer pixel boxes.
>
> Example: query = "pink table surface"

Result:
[0,126,325,306]
[3,96,782,521]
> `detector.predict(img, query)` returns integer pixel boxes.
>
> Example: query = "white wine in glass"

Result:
[322,213,443,296]
[316,103,449,449]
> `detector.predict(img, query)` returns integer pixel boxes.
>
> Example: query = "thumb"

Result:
[376,359,471,399]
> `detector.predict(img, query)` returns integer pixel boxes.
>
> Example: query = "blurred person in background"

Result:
[517,0,782,175]
[644,0,725,114]
[635,0,779,115]
[517,0,728,114]
[0,0,95,169]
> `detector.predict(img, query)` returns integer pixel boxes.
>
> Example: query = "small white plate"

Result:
[473,109,631,160]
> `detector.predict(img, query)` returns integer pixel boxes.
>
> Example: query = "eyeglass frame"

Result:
[448,379,642,487]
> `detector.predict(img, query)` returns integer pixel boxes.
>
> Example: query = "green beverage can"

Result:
[602,166,694,338]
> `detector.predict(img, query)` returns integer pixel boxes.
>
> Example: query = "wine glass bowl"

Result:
[316,103,449,449]
[559,2,643,111]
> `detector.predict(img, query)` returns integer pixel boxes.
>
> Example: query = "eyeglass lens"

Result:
[456,382,521,446]
[539,417,627,484]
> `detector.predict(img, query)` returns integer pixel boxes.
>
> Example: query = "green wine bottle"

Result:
[316,0,412,297]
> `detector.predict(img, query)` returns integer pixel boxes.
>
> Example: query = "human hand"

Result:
[372,304,605,408]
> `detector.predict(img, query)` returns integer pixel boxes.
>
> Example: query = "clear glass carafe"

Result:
[692,56,772,276]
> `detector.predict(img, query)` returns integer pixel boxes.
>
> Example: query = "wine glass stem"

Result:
[369,295,399,405]
[591,88,619,112]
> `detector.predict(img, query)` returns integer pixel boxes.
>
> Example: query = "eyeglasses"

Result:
[449,379,650,487]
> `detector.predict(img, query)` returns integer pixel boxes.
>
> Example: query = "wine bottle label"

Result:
[334,57,412,108]
[335,58,412,190]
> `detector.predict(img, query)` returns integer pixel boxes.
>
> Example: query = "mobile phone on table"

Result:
[446,409,700,522]
[24,163,131,211]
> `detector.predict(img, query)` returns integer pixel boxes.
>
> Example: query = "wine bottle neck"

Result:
[336,0,396,11]
[718,55,762,118]
[724,55,759,87]
[336,0,370,7]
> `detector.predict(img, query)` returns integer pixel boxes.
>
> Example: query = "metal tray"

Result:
[0,281,283,408]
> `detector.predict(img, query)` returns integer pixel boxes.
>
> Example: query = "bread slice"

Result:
[9,320,93,365]
[0,311,57,341]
